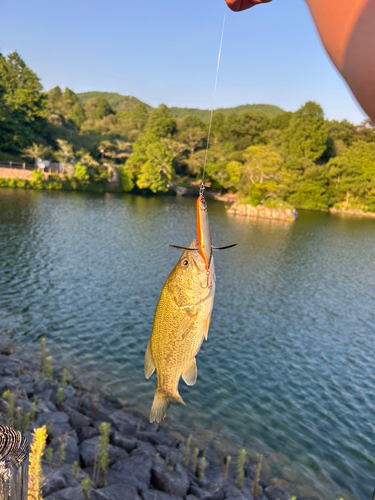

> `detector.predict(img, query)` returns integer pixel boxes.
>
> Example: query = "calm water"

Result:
[1,188,375,499]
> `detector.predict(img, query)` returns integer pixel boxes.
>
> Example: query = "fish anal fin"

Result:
[182,358,197,386]
[144,341,156,379]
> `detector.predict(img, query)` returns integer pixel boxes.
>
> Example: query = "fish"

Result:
[144,191,236,423]
[144,239,215,423]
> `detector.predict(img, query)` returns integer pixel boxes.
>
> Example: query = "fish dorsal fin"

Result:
[144,342,156,379]
[182,358,197,386]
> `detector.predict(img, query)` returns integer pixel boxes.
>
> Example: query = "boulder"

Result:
[111,431,137,452]
[44,486,85,500]
[42,466,67,497]
[151,461,189,497]
[142,491,184,500]
[79,436,127,467]
[77,426,99,443]
[90,484,141,500]
[112,454,153,490]
[246,465,269,489]
[264,485,290,500]
[37,411,71,439]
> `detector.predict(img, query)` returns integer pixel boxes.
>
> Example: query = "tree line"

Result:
[1,51,375,212]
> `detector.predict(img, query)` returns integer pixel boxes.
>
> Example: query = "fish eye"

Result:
[180,258,189,269]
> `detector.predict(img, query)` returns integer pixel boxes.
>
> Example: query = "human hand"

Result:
[226,0,272,12]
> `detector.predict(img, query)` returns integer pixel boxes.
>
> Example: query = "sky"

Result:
[0,0,368,124]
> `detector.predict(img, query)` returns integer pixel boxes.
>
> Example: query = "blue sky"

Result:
[0,0,368,123]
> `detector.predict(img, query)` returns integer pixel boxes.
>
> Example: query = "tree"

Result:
[74,162,90,185]
[22,142,52,168]
[84,97,113,120]
[146,104,176,138]
[179,116,206,158]
[55,139,75,174]
[127,132,173,192]
[0,51,48,152]
[283,101,328,161]
[241,145,284,200]
[137,141,173,192]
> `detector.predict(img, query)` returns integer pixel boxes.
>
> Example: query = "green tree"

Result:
[137,141,173,192]
[84,97,113,120]
[0,51,48,152]
[22,143,52,167]
[284,101,328,161]
[74,162,90,185]
[146,104,176,138]
[69,103,86,128]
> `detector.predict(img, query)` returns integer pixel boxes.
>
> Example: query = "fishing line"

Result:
[201,8,226,191]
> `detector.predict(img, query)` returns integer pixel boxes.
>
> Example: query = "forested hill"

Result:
[76,92,284,120]
[169,104,284,120]
[77,92,150,113]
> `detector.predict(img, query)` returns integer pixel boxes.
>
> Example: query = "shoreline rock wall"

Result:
[0,341,298,500]
[227,203,298,222]
[328,207,375,218]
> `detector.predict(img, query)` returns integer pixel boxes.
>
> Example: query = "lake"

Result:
[0,188,374,499]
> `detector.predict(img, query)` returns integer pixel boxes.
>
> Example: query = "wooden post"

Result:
[0,425,28,500]
[22,163,25,170]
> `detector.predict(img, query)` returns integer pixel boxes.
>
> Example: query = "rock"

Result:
[52,433,79,464]
[246,465,269,489]
[62,385,76,399]
[60,463,88,487]
[155,444,170,459]
[138,431,175,447]
[164,449,183,468]
[35,389,53,402]
[90,485,141,500]
[227,203,298,222]
[63,406,93,430]
[186,496,201,500]
[131,440,157,457]
[112,454,153,490]
[111,431,137,453]
[199,461,223,488]
[79,436,127,467]
[37,412,71,439]
[77,426,99,443]
[0,376,19,392]
[264,484,290,500]
[151,461,189,497]
[42,466,67,497]
[105,469,142,489]
[109,409,158,435]
[142,491,184,500]
[188,484,213,500]
[44,486,85,500]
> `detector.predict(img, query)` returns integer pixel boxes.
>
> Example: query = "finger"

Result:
[226,0,272,12]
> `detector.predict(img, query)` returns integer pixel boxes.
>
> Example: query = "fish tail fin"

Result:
[149,390,170,423]
[149,389,186,423]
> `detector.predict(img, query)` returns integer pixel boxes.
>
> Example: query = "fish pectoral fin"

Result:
[204,313,211,341]
[175,314,196,341]
[182,358,197,386]
[212,243,237,251]
[144,341,156,379]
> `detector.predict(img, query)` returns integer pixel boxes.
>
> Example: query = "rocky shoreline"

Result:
[0,340,301,500]
[227,203,298,222]
[328,207,375,218]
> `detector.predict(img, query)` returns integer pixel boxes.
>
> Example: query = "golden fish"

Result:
[144,239,215,423]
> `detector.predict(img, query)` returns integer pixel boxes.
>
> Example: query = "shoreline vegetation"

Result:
[0,336,348,500]
[1,51,375,221]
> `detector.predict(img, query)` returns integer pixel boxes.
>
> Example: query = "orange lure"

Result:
[169,187,237,259]
[196,195,212,270]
